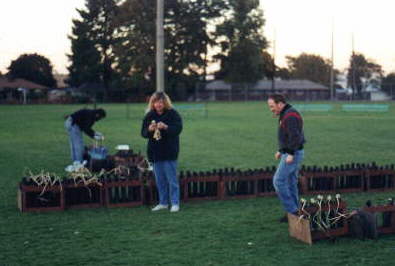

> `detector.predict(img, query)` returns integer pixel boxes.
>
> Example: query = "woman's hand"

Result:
[157,122,168,130]
[148,121,157,132]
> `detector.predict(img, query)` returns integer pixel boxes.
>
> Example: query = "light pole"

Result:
[330,20,334,100]
[156,0,164,92]
[271,29,276,91]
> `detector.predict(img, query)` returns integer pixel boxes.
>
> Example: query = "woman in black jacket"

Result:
[141,92,183,212]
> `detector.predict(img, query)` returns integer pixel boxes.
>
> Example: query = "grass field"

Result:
[1,101,395,265]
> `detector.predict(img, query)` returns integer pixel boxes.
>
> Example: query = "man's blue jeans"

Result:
[153,160,179,206]
[65,117,84,163]
[273,150,304,213]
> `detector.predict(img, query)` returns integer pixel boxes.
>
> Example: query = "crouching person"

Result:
[141,92,183,212]
[64,108,106,172]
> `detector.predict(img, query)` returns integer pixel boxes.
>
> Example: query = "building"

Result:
[0,77,49,104]
[202,79,329,101]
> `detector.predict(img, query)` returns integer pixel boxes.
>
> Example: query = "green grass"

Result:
[1,101,395,265]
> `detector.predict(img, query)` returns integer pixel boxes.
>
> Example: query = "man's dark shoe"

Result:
[279,215,288,223]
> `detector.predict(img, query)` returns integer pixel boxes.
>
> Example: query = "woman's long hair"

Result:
[146,92,173,113]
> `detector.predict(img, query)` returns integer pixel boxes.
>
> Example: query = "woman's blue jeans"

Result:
[153,160,179,206]
[64,117,84,163]
[273,150,304,213]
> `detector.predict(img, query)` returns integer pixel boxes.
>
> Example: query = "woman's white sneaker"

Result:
[151,204,168,211]
[170,205,180,212]
[65,164,75,172]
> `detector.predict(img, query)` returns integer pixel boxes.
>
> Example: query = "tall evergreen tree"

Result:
[67,0,120,100]
[67,13,102,87]
[89,0,120,95]
[114,0,225,99]
[214,0,268,88]
[113,0,156,96]
[347,53,382,97]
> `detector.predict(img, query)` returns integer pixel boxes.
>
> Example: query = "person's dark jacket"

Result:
[70,109,102,138]
[141,108,182,162]
[278,104,305,155]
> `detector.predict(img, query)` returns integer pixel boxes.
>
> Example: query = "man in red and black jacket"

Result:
[267,94,305,222]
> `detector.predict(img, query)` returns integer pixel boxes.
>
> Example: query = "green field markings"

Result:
[342,104,390,112]
[293,104,333,112]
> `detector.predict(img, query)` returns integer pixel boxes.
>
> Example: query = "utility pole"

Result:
[156,0,164,92]
[271,29,276,91]
[330,20,334,100]
[351,33,356,99]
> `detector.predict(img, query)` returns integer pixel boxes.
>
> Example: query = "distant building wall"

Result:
[200,79,330,101]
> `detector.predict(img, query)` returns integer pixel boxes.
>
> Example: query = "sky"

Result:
[260,0,395,73]
[1,0,394,75]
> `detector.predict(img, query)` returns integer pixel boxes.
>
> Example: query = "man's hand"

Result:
[286,155,294,164]
[157,121,168,130]
[275,152,281,160]
[94,132,104,140]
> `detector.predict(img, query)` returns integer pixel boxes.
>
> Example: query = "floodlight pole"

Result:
[271,29,276,91]
[352,33,356,100]
[156,0,165,92]
[330,20,334,100]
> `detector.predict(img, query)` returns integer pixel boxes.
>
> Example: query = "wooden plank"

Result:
[288,213,312,245]
[17,188,23,211]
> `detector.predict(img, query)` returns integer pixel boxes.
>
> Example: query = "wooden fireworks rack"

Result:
[289,200,395,244]
[18,162,395,213]
[289,200,349,245]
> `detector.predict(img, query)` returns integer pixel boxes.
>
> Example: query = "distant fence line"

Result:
[1,88,395,104]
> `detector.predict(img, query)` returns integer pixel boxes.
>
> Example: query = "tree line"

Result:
[2,0,395,100]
